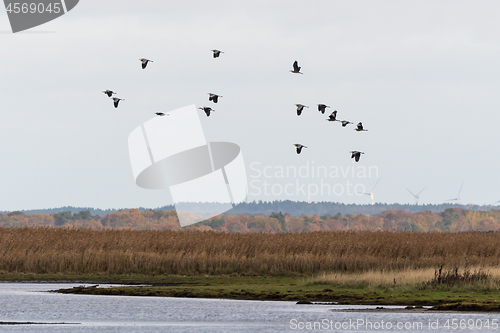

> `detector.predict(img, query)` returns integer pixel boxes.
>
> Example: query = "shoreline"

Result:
[2,274,499,312]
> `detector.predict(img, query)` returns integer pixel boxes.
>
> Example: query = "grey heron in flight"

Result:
[326,111,338,122]
[208,93,222,103]
[211,49,224,58]
[294,144,307,154]
[355,122,368,131]
[339,120,353,127]
[103,90,116,97]
[199,106,214,117]
[139,58,153,69]
[111,98,124,108]
[295,104,309,116]
[407,186,427,205]
[350,150,364,162]
[290,61,303,74]
[317,104,330,114]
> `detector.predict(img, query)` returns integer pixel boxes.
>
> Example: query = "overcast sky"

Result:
[1,0,500,211]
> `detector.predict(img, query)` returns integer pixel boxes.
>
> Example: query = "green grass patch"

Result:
[48,274,500,309]
[3,271,500,310]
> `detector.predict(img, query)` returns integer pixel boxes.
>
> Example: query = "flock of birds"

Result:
[102,54,223,119]
[290,61,368,162]
[101,53,368,163]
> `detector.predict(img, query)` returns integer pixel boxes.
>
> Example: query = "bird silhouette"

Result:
[355,122,368,131]
[139,58,153,69]
[350,151,364,162]
[326,111,338,122]
[295,104,309,116]
[208,93,222,103]
[199,106,214,117]
[112,98,124,108]
[317,104,330,114]
[290,61,303,74]
[294,144,307,154]
[103,90,116,97]
[211,49,224,58]
[339,120,353,127]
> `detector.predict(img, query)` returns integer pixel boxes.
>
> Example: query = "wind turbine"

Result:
[364,179,381,205]
[406,186,427,205]
[446,181,464,203]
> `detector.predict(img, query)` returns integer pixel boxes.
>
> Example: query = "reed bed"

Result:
[310,267,500,287]
[1,228,500,276]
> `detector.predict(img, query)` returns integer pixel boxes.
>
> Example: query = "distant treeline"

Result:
[7,200,497,217]
[2,207,500,232]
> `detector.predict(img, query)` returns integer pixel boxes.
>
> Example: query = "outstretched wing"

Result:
[293,61,300,71]
[355,153,360,162]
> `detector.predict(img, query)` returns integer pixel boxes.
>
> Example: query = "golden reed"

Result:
[1,228,500,276]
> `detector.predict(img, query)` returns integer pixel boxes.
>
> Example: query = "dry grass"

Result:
[311,267,500,287]
[2,228,500,276]
[311,268,438,286]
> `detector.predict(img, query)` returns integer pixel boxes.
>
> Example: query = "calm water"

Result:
[0,283,498,332]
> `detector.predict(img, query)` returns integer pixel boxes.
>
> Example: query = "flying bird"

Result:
[339,120,353,127]
[326,111,338,122]
[155,112,167,116]
[294,144,307,154]
[112,98,124,108]
[139,58,153,69]
[208,93,222,103]
[355,122,368,131]
[350,151,364,162]
[295,104,309,116]
[199,106,214,117]
[103,90,116,97]
[317,104,330,114]
[211,49,224,58]
[290,61,303,74]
